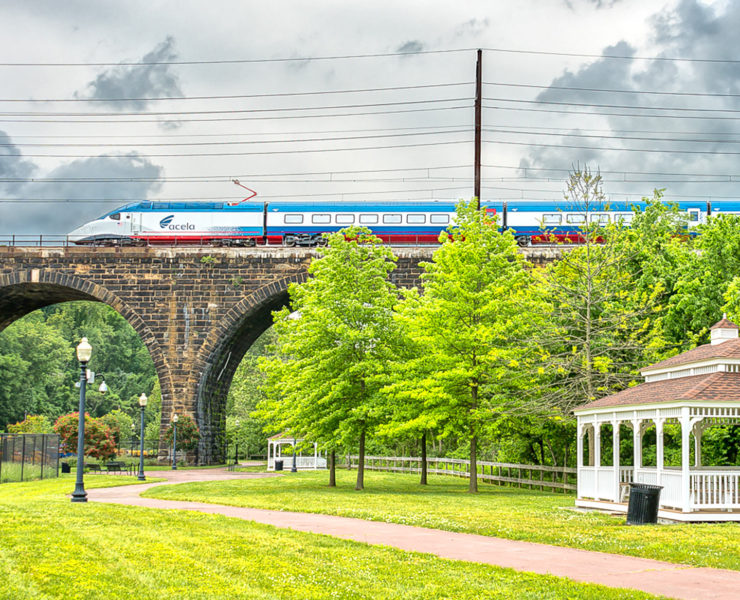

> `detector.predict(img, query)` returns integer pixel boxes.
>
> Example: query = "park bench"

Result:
[105,462,127,475]
[86,463,102,474]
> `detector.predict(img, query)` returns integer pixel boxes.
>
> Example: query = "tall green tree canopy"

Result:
[256,227,400,489]
[387,199,539,492]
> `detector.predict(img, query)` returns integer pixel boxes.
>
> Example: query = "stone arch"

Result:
[193,272,309,463]
[0,269,173,421]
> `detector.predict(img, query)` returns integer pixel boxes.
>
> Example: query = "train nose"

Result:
[67,223,94,242]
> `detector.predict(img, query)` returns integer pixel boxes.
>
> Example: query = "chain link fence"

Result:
[0,434,60,483]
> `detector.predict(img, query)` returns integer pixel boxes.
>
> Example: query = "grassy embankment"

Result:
[145,468,740,570]
[0,474,662,599]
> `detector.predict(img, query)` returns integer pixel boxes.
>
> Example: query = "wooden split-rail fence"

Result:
[347,455,577,493]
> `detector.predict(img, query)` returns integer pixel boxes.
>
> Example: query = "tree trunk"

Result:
[329,449,336,487]
[469,433,478,493]
[420,431,428,485]
[355,428,365,491]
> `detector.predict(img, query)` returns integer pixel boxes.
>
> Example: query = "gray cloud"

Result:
[396,40,424,55]
[0,153,162,236]
[518,0,740,201]
[453,18,490,39]
[76,36,183,111]
[0,131,36,196]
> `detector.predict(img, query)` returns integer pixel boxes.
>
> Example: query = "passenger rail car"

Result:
[67,199,730,247]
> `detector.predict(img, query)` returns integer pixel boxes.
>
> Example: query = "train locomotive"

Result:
[67,198,722,247]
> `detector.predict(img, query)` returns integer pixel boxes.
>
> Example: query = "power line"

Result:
[484,139,740,156]
[0,104,471,124]
[483,127,740,145]
[0,48,476,67]
[0,129,469,148]
[484,81,740,99]
[482,103,740,121]
[0,82,472,103]
[484,96,740,115]
[0,164,472,183]
[482,163,740,180]
[0,97,469,118]
[0,186,469,203]
[6,124,471,140]
[3,45,738,67]
[0,139,471,159]
[0,129,470,149]
[480,46,740,65]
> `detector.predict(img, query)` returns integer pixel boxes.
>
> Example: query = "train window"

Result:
[615,213,633,224]
[566,214,586,225]
[430,214,450,224]
[590,213,610,225]
[359,214,378,224]
[336,214,355,224]
[108,213,121,221]
[543,214,561,226]
[383,214,402,224]
[312,214,331,224]
[284,214,304,224]
[406,214,426,224]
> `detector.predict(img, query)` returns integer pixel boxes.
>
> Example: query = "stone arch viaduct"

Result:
[0,245,559,463]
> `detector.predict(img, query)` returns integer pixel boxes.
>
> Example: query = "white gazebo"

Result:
[575,316,740,521]
[266,433,327,471]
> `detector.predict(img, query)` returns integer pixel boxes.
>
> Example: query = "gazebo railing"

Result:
[691,472,740,509]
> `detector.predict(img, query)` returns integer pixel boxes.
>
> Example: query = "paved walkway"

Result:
[88,467,740,600]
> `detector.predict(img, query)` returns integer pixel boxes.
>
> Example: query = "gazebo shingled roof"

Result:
[641,338,740,372]
[578,372,740,409]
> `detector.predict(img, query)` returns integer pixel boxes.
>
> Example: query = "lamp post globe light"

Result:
[71,337,92,503]
[171,414,179,470]
[137,393,148,481]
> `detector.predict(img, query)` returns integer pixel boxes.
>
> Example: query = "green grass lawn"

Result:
[144,469,740,571]
[0,475,662,599]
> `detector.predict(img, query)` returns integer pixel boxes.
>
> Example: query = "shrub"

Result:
[53,412,117,460]
[7,415,52,433]
[164,415,200,451]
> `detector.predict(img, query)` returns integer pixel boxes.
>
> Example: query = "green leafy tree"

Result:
[6,415,53,434]
[257,227,400,490]
[533,171,673,414]
[53,412,117,460]
[101,409,134,445]
[390,199,539,492]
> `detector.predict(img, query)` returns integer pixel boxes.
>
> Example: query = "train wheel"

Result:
[515,236,530,247]
[284,235,296,247]
[316,237,328,247]
[246,238,256,247]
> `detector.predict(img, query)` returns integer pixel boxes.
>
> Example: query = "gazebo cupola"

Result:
[574,314,740,522]
[710,314,739,345]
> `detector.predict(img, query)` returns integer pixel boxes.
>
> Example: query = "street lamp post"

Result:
[71,337,92,503]
[137,393,148,481]
[234,418,240,466]
[171,414,179,470]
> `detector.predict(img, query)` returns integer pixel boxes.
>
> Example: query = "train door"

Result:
[129,213,142,235]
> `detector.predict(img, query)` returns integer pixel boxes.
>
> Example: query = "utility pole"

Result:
[474,48,482,209]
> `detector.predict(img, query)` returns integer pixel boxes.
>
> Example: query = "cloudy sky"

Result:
[1,0,738,236]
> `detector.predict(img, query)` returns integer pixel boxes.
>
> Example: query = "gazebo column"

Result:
[681,408,691,513]
[594,423,602,500]
[632,418,642,472]
[656,417,664,486]
[612,419,621,503]
[313,442,318,470]
[694,424,703,468]
[587,425,594,466]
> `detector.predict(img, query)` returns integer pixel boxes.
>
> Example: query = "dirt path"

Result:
[88,467,739,600]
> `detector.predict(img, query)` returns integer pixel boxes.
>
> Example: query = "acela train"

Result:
[67,199,728,247]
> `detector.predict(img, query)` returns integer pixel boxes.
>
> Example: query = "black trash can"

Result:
[274,459,284,471]
[626,483,663,525]
[61,462,71,474]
